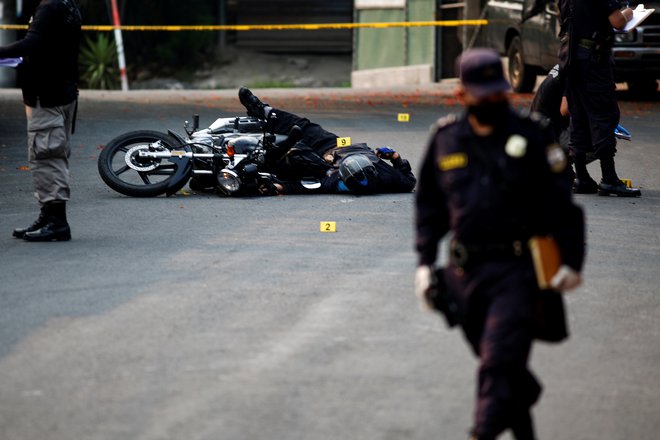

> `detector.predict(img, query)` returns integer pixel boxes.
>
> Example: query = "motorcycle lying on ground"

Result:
[98,113,319,197]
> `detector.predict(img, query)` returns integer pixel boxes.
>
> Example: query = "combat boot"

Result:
[12,205,48,238]
[598,180,641,197]
[598,155,641,197]
[23,201,71,242]
[238,87,271,119]
[572,152,597,194]
[572,177,599,194]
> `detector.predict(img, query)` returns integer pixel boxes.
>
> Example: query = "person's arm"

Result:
[0,3,51,58]
[415,138,449,266]
[375,147,417,192]
[537,126,585,278]
[609,6,633,30]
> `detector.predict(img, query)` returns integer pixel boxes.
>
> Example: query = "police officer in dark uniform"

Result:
[414,48,586,440]
[558,0,640,196]
[237,87,417,195]
[1,0,82,240]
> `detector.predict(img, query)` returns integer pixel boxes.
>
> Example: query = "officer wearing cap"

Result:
[558,0,640,196]
[414,48,586,440]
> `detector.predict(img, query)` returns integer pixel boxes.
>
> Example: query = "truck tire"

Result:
[507,36,537,93]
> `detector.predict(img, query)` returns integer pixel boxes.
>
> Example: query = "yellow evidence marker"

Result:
[336,137,351,148]
[620,178,632,188]
[397,113,410,122]
[320,222,337,233]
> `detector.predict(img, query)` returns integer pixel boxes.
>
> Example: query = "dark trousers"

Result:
[446,260,542,440]
[565,48,619,160]
[267,109,338,156]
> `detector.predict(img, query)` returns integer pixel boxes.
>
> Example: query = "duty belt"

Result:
[577,38,611,53]
[449,239,528,269]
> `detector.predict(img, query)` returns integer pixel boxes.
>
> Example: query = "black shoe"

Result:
[23,222,71,242]
[573,177,599,194]
[598,179,642,197]
[238,87,268,119]
[23,201,72,241]
[13,207,48,238]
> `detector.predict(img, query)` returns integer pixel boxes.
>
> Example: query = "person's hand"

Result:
[414,265,434,311]
[376,147,397,160]
[622,7,634,22]
[258,182,283,195]
[550,265,582,291]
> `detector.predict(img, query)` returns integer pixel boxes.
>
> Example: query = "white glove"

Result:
[550,265,582,291]
[414,265,434,311]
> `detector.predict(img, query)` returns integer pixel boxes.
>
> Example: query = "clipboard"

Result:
[620,4,655,32]
[0,57,22,68]
[528,236,561,290]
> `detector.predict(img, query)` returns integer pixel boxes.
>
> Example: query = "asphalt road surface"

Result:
[1,87,659,440]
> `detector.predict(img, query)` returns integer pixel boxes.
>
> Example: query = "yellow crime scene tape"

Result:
[0,20,487,32]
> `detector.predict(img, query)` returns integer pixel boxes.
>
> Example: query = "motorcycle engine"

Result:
[228,136,260,154]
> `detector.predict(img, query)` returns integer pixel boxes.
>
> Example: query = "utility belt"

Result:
[577,38,612,52]
[449,238,529,269]
[576,36,613,63]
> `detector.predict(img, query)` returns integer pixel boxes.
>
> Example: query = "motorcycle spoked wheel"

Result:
[98,130,189,197]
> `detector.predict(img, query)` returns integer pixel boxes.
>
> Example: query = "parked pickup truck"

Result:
[480,0,660,94]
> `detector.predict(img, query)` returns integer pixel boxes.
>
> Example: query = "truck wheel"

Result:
[627,78,659,96]
[507,36,537,93]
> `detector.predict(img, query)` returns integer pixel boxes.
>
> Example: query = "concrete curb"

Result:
[0,80,541,109]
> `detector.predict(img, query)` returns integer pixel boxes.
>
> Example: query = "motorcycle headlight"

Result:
[216,169,240,194]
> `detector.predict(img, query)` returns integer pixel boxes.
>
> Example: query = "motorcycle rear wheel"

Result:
[98,130,189,197]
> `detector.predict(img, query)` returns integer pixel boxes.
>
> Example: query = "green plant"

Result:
[80,33,119,90]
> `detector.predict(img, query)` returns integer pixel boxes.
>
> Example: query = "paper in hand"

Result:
[622,4,655,32]
[0,57,23,68]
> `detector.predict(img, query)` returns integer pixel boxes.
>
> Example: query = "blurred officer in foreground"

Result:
[234,87,416,195]
[558,0,640,196]
[414,48,585,440]
[0,0,82,241]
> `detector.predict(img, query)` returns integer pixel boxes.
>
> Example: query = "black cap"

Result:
[456,48,511,99]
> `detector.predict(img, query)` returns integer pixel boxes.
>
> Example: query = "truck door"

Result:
[521,0,560,70]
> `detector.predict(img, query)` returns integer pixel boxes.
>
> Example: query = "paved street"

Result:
[1,87,659,440]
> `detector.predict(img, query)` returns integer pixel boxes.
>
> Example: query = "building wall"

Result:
[353,0,436,87]
[235,0,353,53]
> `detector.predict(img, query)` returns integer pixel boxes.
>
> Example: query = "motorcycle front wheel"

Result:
[98,130,190,197]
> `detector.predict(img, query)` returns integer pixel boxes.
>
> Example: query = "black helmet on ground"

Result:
[338,154,378,193]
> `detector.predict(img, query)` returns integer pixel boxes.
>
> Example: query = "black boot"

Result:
[12,205,48,238]
[598,180,642,197]
[238,87,270,119]
[572,153,598,194]
[598,156,641,197]
[266,125,303,163]
[23,201,71,242]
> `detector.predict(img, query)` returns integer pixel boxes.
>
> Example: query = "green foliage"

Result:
[79,33,119,90]
[76,0,220,74]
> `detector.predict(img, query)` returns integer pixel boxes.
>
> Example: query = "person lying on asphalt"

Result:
[237,87,417,196]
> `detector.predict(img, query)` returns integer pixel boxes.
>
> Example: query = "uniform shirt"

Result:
[415,106,584,270]
[559,0,622,42]
[0,0,81,107]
